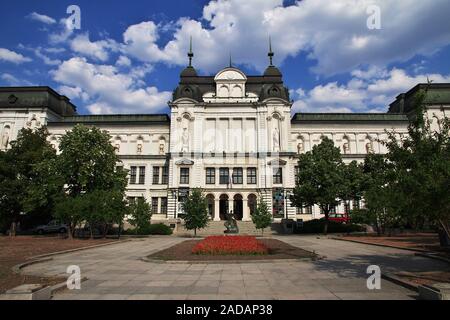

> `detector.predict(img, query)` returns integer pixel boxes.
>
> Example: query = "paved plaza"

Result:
[21,235,448,300]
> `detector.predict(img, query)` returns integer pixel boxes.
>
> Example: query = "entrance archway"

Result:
[206,194,215,219]
[219,194,229,220]
[233,194,243,220]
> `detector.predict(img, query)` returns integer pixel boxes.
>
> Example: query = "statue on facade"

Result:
[159,142,165,155]
[273,127,280,152]
[181,128,189,152]
[1,127,10,150]
[343,142,350,154]
[115,144,120,153]
[297,141,304,154]
[224,210,239,234]
[366,141,373,153]
[137,143,142,154]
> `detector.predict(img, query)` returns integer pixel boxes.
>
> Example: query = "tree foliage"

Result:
[384,89,450,238]
[182,188,209,237]
[251,197,272,235]
[128,198,152,234]
[291,137,346,234]
[0,127,59,234]
[53,124,128,238]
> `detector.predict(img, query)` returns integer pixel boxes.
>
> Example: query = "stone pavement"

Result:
[20,235,449,300]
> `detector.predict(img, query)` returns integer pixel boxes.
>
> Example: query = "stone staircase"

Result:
[174,221,282,237]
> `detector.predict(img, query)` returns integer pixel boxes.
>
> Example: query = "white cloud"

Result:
[0,48,32,64]
[1,73,33,86]
[292,68,450,114]
[70,33,119,61]
[116,55,131,67]
[34,47,61,66]
[118,0,450,75]
[27,12,56,25]
[52,57,171,114]
[49,18,74,44]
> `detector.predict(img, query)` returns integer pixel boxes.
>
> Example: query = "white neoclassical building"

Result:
[1,50,449,225]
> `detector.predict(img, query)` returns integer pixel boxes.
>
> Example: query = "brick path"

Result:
[21,235,449,300]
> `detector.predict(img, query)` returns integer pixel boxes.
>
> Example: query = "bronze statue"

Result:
[224,210,239,234]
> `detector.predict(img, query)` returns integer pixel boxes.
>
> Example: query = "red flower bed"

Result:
[192,235,268,255]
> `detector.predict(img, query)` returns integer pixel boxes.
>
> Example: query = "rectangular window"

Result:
[353,199,360,210]
[161,166,169,184]
[296,205,312,214]
[180,168,189,184]
[206,168,215,184]
[138,166,145,184]
[129,166,137,184]
[247,167,257,184]
[152,166,160,184]
[160,197,167,214]
[232,168,243,184]
[344,202,351,214]
[273,167,283,184]
[151,197,158,213]
[219,168,229,184]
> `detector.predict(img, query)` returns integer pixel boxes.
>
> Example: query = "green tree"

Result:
[56,124,127,196]
[251,197,272,236]
[128,198,152,234]
[54,125,128,238]
[182,188,209,237]
[385,89,450,241]
[0,127,59,235]
[351,154,397,235]
[291,137,345,235]
[341,160,364,214]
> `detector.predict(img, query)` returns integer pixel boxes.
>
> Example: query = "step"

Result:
[175,222,282,236]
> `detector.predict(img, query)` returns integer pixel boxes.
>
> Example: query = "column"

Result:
[214,198,220,221]
[243,197,250,221]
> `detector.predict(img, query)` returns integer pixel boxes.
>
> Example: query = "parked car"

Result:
[328,213,351,224]
[35,220,68,235]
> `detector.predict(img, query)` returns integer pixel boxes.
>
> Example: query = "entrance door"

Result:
[233,194,243,220]
[219,194,229,220]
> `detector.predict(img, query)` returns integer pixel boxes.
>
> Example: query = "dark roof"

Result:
[0,86,77,116]
[291,113,409,123]
[388,83,450,114]
[48,114,170,126]
[173,66,290,102]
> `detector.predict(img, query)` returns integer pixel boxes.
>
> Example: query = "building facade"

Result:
[1,57,449,224]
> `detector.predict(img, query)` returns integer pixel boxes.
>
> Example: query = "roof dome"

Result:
[180,66,198,77]
[263,65,282,77]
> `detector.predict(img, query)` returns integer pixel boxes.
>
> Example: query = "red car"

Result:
[328,213,351,224]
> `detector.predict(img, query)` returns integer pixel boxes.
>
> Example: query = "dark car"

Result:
[35,220,68,235]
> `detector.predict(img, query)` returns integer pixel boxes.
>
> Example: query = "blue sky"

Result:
[1,0,449,115]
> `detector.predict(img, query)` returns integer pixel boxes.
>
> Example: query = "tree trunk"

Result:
[323,210,329,235]
[67,225,73,240]
[103,223,108,238]
[194,228,197,238]
[10,221,16,237]
[89,223,94,239]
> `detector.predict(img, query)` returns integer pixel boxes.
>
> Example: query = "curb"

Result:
[414,252,450,265]
[333,237,450,265]
[332,237,429,253]
[141,255,323,264]
[28,239,131,260]
[12,257,54,274]
[382,272,419,292]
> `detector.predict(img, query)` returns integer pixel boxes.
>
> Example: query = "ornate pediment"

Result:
[267,158,287,166]
[175,158,194,166]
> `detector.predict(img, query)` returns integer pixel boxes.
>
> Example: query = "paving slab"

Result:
[17,236,448,300]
